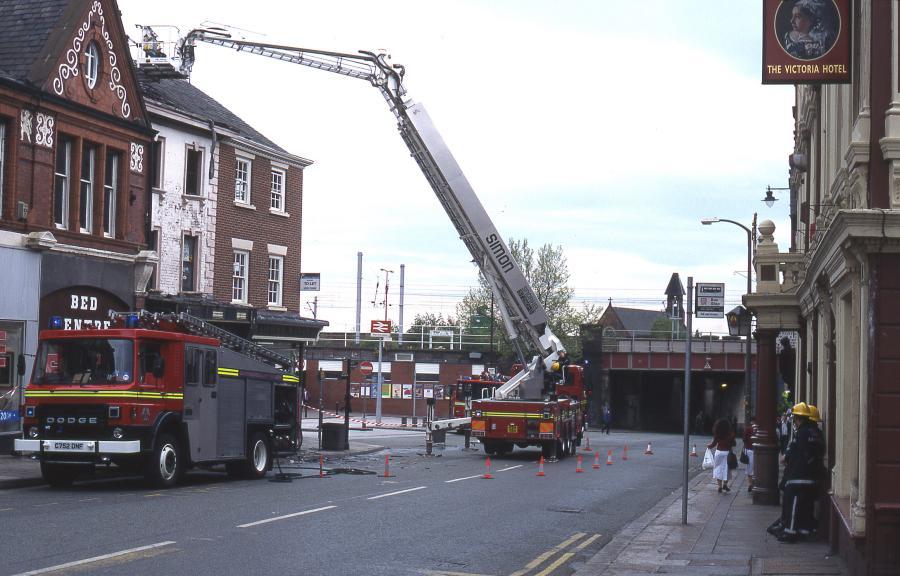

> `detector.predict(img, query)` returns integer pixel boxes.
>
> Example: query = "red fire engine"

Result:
[15,312,299,488]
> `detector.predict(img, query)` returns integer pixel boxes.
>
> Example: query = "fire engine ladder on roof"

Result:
[175,313,293,370]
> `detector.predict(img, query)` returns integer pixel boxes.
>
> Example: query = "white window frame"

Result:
[103,150,119,238]
[267,255,283,307]
[181,234,199,293]
[232,250,249,303]
[270,168,285,212]
[84,42,99,89]
[235,157,251,204]
[79,145,95,233]
[54,138,71,229]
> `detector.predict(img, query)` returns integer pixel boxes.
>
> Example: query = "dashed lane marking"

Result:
[367,486,427,500]
[496,465,523,472]
[237,505,337,528]
[10,541,176,576]
[445,474,483,483]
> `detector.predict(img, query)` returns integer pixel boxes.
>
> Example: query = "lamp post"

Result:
[701,216,754,427]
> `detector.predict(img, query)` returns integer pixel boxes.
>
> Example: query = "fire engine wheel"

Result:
[40,462,79,487]
[245,433,270,479]
[146,433,182,488]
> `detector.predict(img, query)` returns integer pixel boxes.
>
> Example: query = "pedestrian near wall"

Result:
[602,404,611,434]
[707,418,736,493]
[743,418,756,492]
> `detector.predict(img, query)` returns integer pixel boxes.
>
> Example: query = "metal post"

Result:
[399,264,405,344]
[376,338,383,424]
[344,360,352,450]
[355,252,362,344]
[318,369,324,450]
[682,277,694,525]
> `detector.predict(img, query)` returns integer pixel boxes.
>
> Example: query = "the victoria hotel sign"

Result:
[762,0,851,84]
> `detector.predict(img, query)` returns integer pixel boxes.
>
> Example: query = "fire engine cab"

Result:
[15,312,299,488]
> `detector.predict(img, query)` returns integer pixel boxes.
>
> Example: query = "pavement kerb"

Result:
[574,470,708,575]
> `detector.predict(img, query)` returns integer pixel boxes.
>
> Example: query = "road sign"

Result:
[370,320,392,334]
[695,282,725,318]
[359,361,373,375]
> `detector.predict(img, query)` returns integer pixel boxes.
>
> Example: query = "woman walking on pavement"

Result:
[708,418,735,493]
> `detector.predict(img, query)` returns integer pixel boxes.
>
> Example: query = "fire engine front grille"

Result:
[39,404,109,440]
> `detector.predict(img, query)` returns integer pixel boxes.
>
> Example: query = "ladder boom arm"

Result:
[176,30,565,379]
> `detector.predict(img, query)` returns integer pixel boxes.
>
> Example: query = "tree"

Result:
[456,238,602,360]
[405,312,458,335]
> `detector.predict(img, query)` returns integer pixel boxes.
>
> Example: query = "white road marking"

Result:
[237,505,337,528]
[497,464,523,472]
[445,474,483,483]
[367,486,427,500]
[11,541,176,576]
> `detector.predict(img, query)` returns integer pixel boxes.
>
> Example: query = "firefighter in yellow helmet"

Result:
[808,405,822,425]
[768,401,825,542]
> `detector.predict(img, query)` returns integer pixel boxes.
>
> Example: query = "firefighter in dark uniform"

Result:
[768,402,825,542]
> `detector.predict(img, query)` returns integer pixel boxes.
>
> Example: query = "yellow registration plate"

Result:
[507,424,518,434]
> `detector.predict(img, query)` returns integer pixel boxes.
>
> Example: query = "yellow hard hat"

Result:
[808,405,821,423]
[551,361,561,372]
[791,402,811,418]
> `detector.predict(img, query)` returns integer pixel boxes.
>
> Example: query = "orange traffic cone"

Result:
[536,456,546,477]
[606,449,613,465]
[644,442,654,455]
[592,451,601,469]
[483,457,494,479]
[690,444,698,457]
[380,454,393,478]
[576,454,584,473]
[623,445,629,461]
[319,454,325,478]
[583,434,592,452]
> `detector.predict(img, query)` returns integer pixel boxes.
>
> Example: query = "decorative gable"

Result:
[42,0,143,124]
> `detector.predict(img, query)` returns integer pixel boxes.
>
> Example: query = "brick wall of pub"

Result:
[214,144,303,312]
[0,92,149,253]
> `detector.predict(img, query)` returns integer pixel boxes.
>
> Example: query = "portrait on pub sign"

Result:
[775,0,840,61]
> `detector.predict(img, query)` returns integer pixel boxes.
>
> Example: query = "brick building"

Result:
[0,0,155,446]
[134,61,325,360]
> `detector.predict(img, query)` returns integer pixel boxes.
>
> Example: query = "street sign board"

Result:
[359,361,373,375]
[695,282,725,318]
[370,320,392,334]
[300,273,321,291]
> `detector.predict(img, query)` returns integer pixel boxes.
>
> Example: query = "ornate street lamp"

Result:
[726,305,751,337]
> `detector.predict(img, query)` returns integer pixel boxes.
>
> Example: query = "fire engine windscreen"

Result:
[33,339,134,385]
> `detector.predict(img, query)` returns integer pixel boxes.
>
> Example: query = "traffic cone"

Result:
[536,456,546,477]
[319,454,325,478]
[592,451,601,469]
[690,444,698,457]
[483,457,494,479]
[606,449,613,465]
[380,454,393,478]
[623,445,629,461]
[576,454,584,473]
[644,442,654,455]
[582,434,592,452]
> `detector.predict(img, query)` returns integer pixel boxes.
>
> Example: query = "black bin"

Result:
[321,422,348,450]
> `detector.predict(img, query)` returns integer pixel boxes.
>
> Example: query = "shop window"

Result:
[181,235,198,292]
[103,150,119,237]
[54,137,72,229]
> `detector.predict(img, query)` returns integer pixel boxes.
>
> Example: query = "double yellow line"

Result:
[510,532,602,576]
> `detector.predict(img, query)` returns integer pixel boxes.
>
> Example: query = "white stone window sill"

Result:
[231,299,248,305]
[267,305,287,312]
[234,202,256,210]
[269,209,290,218]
